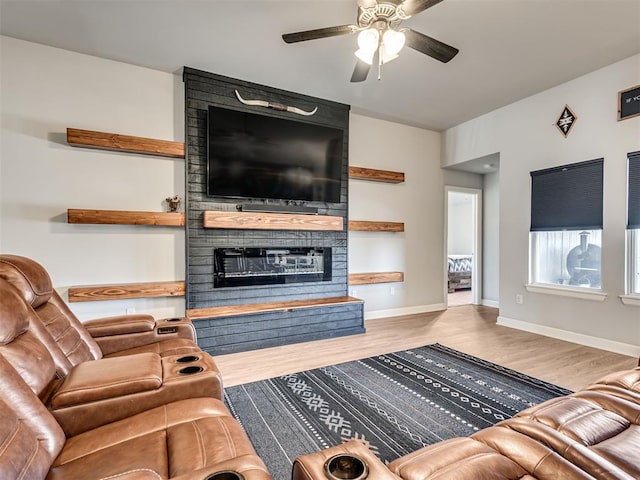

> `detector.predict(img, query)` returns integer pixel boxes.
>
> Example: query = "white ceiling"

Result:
[1,0,639,131]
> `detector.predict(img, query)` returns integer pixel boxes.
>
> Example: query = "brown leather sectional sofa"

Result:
[2,254,639,480]
[293,367,640,480]
[0,255,271,480]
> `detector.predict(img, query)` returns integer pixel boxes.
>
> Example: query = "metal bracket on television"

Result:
[234,90,318,116]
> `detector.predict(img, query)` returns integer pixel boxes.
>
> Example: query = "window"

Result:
[529,159,603,289]
[627,151,640,295]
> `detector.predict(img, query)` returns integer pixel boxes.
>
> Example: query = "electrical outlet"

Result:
[350,288,357,297]
[515,294,523,305]
[126,307,135,315]
[390,287,396,296]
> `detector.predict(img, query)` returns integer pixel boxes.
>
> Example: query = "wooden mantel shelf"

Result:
[68,281,185,303]
[68,209,185,227]
[67,128,185,158]
[203,210,343,231]
[348,166,405,183]
[349,272,405,285]
[187,296,363,320]
[349,220,404,232]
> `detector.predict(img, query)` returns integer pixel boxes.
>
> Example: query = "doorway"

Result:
[445,187,482,307]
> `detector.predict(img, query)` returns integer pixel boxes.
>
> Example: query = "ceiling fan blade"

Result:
[400,0,445,17]
[350,59,371,82]
[404,28,459,63]
[282,25,356,44]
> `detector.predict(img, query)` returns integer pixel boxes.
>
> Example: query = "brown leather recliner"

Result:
[0,278,222,435]
[293,366,640,480]
[0,254,202,376]
[0,277,271,480]
[0,350,270,479]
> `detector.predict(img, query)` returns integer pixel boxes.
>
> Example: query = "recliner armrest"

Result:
[83,315,197,356]
[84,314,156,337]
[50,352,223,436]
[50,353,162,409]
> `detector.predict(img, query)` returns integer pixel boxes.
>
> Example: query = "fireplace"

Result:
[214,247,332,288]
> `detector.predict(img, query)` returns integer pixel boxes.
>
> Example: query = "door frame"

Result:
[444,186,483,306]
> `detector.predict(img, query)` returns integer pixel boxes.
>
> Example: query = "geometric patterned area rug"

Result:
[224,343,571,480]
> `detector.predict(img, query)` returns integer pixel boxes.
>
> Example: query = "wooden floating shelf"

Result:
[68,209,185,227]
[349,166,405,183]
[187,296,363,320]
[203,210,343,231]
[68,281,186,303]
[65,130,405,190]
[349,220,404,232]
[349,272,405,285]
[67,128,185,158]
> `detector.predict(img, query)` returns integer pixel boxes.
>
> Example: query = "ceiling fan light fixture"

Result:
[357,28,379,53]
[382,29,405,56]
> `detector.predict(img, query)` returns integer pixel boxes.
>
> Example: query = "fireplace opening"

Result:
[214,247,332,288]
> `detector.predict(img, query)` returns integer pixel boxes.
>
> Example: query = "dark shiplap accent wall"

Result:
[183,67,363,354]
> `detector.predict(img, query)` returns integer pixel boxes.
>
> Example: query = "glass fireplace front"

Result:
[213,247,332,288]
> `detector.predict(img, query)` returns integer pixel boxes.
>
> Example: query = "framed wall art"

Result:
[618,84,640,121]
[556,104,577,137]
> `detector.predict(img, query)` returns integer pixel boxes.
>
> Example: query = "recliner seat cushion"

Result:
[48,398,268,480]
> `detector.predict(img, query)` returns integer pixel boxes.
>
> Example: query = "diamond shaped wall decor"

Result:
[555,104,578,137]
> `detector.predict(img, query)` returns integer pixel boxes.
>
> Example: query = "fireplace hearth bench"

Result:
[293,365,640,480]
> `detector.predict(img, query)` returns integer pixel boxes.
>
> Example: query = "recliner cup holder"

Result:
[166,317,182,322]
[178,365,203,375]
[176,355,200,364]
[324,454,368,480]
[204,471,244,480]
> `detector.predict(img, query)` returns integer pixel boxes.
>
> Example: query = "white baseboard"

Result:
[497,315,640,358]
[481,299,500,308]
[365,303,446,321]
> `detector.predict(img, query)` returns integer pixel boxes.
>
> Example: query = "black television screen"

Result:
[207,105,344,203]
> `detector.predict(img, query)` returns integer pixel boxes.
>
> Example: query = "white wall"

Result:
[482,171,500,305]
[447,194,474,255]
[444,54,640,355]
[1,36,483,323]
[349,114,482,318]
[1,36,185,320]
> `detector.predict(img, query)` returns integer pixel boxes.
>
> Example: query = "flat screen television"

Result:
[207,105,344,203]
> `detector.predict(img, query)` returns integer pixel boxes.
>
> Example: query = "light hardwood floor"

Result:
[214,305,638,392]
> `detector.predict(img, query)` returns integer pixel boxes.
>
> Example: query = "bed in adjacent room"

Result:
[448,254,472,292]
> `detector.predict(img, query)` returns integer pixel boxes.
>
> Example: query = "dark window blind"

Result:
[530,158,603,231]
[629,151,640,229]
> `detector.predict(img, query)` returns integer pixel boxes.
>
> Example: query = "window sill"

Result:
[619,295,640,307]
[525,284,607,302]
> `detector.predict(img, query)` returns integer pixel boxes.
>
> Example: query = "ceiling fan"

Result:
[282,0,459,82]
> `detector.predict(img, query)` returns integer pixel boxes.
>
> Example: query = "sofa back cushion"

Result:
[0,353,64,478]
[0,254,52,308]
[0,255,102,374]
[0,279,58,396]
